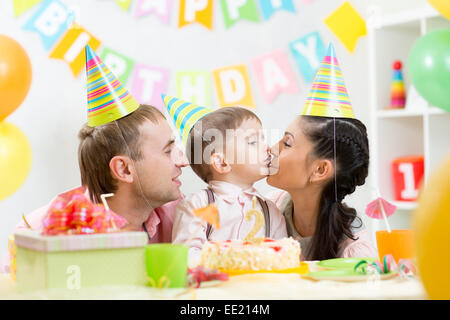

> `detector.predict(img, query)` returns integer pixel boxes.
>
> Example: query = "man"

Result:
[1,46,188,272]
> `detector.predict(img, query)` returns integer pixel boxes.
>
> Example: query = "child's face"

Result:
[224,118,271,184]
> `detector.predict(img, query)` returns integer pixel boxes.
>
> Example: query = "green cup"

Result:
[145,243,188,288]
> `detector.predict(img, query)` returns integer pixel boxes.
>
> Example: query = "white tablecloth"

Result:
[0,269,427,300]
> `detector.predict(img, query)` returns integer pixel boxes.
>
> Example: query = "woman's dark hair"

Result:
[300,115,369,260]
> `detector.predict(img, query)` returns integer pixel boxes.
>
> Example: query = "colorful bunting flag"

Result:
[176,71,211,107]
[22,0,74,50]
[289,31,326,83]
[134,0,172,23]
[49,23,101,77]
[178,0,214,30]
[129,64,169,112]
[99,47,135,85]
[116,0,133,11]
[213,64,255,108]
[251,49,299,103]
[13,0,42,17]
[219,0,260,28]
[258,0,295,20]
[324,1,366,53]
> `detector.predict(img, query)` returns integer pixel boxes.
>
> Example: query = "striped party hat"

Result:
[162,94,213,146]
[85,45,140,127]
[301,43,355,119]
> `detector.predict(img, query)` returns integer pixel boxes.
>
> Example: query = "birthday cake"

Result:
[200,237,301,271]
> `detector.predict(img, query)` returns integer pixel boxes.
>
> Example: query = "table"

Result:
[0,262,427,300]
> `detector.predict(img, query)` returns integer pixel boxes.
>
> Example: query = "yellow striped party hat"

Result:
[85,45,140,127]
[302,43,355,119]
[162,94,213,146]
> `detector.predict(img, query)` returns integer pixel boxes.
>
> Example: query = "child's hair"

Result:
[77,104,165,203]
[300,115,369,260]
[186,106,261,183]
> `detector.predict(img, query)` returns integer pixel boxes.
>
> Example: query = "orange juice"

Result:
[376,229,415,262]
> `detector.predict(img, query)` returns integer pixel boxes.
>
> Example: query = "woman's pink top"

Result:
[266,189,378,261]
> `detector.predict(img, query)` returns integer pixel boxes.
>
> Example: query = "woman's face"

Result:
[267,117,315,190]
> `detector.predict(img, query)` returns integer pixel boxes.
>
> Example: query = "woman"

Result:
[267,115,377,261]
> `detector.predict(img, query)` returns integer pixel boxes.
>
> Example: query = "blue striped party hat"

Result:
[162,94,213,146]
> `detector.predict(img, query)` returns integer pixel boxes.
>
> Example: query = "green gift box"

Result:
[15,230,148,292]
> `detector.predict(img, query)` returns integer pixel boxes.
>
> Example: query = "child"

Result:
[171,106,287,260]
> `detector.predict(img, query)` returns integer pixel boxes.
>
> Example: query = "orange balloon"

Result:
[0,35,32,121]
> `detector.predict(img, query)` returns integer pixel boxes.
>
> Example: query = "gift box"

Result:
[391,156,424,201]
[15,230,147,292]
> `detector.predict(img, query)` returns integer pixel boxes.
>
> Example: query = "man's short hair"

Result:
[186,106,261,183]
[77,104,165,203]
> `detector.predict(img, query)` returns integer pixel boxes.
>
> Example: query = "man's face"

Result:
[133,118,188,209]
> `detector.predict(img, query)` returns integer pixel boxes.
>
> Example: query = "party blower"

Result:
[365,189,415,262]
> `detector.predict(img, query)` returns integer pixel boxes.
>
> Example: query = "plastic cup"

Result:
[145,243,188,288]
[376,229,415,262]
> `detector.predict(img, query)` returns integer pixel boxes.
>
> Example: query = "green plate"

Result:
[316,257,377,270]
[303,269,396,282]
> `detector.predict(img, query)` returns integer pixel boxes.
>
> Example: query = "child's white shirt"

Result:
[172,180,288,262]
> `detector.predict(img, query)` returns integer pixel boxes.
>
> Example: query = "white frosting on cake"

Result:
[200,237,301,271]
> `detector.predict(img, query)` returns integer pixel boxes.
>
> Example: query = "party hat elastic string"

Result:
[333,117,338,203]
[111,120,156,224]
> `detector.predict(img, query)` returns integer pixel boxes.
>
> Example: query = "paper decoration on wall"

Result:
[179,0,214,30]
[176,71,212,106]
[258,0,295,21]
[251,49,299,103]
[213,64,255,108]
[116,0,133,12]
[13,0,42,17]
[324,1,366,53]
[219,0,260,28]
[100,47,135,85]
[129,64,169,111]
[49,23,101,76]
[135,0,172,23]
[427,0,450,20]
[22,0,74,50]
[289,31,326,83]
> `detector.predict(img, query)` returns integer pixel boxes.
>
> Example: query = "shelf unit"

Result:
[367,5,450,237]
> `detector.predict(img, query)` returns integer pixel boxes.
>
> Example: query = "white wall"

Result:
[0,0,427,262]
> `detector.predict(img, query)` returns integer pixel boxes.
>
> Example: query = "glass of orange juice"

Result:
[376,229,415,262]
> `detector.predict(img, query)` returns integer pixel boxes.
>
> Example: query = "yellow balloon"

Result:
[0,121,32,200]
[413,154,450,299]
[428,0,450,20]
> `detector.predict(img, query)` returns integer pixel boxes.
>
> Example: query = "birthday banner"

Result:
[130,64,170,110]
[251,49,299,103]
[179,0,214,30]
[134,0,173,23]
[176,71,212,106]
[14,0,366,108]
[213,64,255,108]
